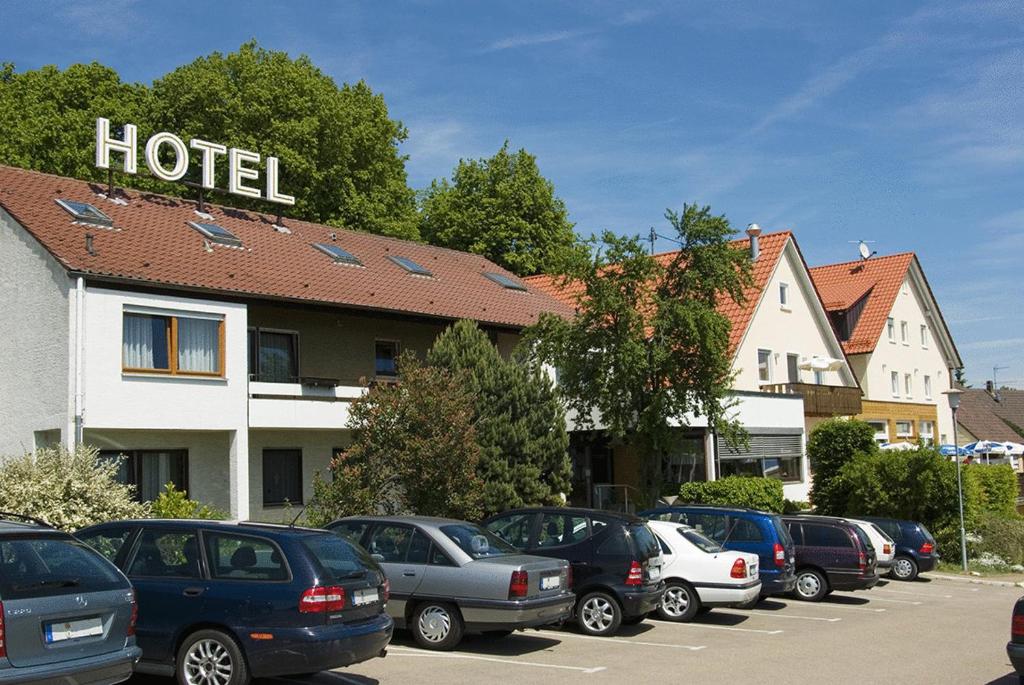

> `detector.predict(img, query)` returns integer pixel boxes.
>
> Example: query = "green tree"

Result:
[525,204,752,502]
[307,355,483,526]
[150,483,226,520]
[426,319,571,515]
[419,141,582,275]
[807,418,878,514]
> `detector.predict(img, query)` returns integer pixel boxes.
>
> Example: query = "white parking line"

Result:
[874,588,953,599]
[387,646,608,674]
[661,621,784,635]
[774,599,886,613]
[748,611,841,623]
[552,631,706,650]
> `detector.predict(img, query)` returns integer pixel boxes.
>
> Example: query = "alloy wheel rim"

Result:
[418,606,452,643]
[797,573,821,598]
[183,639,233,685]
[894,559,913,578]
[662,586,690,617]
[581,596,614,632]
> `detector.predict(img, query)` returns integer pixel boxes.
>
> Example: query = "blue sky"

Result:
[3,1,1022,387]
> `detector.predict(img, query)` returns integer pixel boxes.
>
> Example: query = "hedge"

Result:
[678,477,784,513]
[968,464,1018,518]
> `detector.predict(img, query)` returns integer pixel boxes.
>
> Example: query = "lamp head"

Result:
[944,388,963,411]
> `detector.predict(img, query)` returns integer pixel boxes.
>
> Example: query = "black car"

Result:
[859,516,938,581]
[482,507,664,636]
[77,519,393,685]
[782,515,879,601]
[1007,595,1024,681]
[0,514,141,685]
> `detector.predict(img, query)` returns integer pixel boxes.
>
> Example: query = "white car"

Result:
[847,518,896,569]
[647,520,761,622]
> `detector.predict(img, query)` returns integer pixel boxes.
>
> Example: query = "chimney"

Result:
[746,223,762,260]
[986,380,996,397]
[85,233,96,256]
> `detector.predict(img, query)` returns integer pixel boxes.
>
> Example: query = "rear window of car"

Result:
[850,525,873,552]
[441,524,518,559]
[679,528,723,554]
[302,533,377,582]
[0,535,125,600]
[869,523,894,543]
[916,523,936,543]
[771,516,794,547]
[629,524,661,560]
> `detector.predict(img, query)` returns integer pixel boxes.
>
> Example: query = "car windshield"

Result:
[679,527,723,554]
[629,524,661,560]
[0,535,125,600]
[303,533,378,582]
[441,524,518,559]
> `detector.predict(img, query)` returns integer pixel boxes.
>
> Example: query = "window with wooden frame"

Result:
[122,310,224,377]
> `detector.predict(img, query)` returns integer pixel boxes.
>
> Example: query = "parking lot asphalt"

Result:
[128,575,1022,685]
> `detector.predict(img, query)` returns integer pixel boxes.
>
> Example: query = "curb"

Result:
[929,573,1023,588]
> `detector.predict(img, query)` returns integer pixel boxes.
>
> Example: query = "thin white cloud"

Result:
[484,29,595,52]
[958,338,1024,351]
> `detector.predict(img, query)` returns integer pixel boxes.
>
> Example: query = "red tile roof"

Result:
[809,253,914,355]
[0,165,574,328]
[525,231,791,356]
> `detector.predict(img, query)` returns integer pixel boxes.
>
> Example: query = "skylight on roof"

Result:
[388,255,433,277]
[55,199,113,227]
[314,242,362,266]
[484,272,527,291]
[188,221,242,247]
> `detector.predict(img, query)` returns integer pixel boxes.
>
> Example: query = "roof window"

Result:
[55,199,113,227]
[388,255,433,277]
[188,221,242,247]
[484,272,527,291]
[313,243,362,266]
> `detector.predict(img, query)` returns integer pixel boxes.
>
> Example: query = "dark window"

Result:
[330,521,370,546]
[662,438,706,486]
[204,533,288,581]
[388,255,432,277]
[262,449,303,506]
[656,534,672,555]
[727,517,764,542]
[188,221,242,247]
[78,526,134,564]
[595,526,629,556]
[302,533,376,581]
[537,514,589,547]
[249,330,299,383]
[128,529,201,578]
[366,525,419,563]
[0,536,124,599]
[56,198,114,227]
[484,513,535,549]
[719,457,762,479]
[100,449,188,502]
[429,545,455,566]
[629,524,661,559]
[407,529,431,564]
[375,341,399,377]
[801,524,853,548]
[688,513,729,541]
[313,242,362,266]
[787,521,804,545]
[764,456,802,483]
[483,272,527,291]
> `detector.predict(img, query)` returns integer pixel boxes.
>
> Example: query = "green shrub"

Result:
[783,499,812,514]
[968,464,1018,518]
[150,483,226,520]
[0,444,148,530]
[975,513,1024,566]
[807,419,877,515]
[678,477,784,513]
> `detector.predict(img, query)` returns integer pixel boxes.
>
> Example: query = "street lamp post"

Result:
[944,388,968,572]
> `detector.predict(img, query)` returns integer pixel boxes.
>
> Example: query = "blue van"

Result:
[640,505,796,597]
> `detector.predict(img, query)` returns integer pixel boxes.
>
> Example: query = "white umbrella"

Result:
[965,440,1007,455]
[798,355,846,372]
[880,441,915,451]
[1001,441,1024,456]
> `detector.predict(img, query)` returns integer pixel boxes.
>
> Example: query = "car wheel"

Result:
[177,629,249,685]
[891,555,919,581]
[412,602,464,650]
[793,569,828,602]
[577,591,623,636]
[657,581,700,622]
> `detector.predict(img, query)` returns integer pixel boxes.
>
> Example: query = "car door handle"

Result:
[183,587,205,597]
[402,571,417,577]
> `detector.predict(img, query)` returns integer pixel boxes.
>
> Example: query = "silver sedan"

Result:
[328,516,574,650]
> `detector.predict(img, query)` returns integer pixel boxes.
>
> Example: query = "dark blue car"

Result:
[76,519,393,685]
[858,516,938,581]
[640,505,797,597]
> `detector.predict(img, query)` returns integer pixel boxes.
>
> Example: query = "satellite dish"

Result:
[858,241,872,260]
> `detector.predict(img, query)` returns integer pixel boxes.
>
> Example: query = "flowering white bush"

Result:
[0,444,148,530]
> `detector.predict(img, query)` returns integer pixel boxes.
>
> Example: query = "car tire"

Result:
[577,591,623,636]
[177,629,249,685]
[656,581,701,622]
[891,555,919,581]
[793,569,828,602]
[412,602,464,651]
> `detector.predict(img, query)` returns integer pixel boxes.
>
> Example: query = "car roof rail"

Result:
[0,512,54,528]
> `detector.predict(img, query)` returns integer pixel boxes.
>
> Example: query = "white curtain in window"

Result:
[178,318,220,373]
[123,314,156,368]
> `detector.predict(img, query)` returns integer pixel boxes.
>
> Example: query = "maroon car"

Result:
[782,515,879,602]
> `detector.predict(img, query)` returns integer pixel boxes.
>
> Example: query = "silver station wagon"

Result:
[328,516,574,650]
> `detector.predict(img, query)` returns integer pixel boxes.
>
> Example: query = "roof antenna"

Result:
[850,240,877,261]
[107,168,115,198]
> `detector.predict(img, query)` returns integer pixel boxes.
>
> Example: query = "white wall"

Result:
[0,208,71,456]
[733,241,855,391]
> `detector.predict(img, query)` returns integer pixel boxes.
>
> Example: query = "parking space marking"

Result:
[774,599,886,613]
[873,588,953,599]
[747,611,841,623]
[552,631,706,650]
[386,646,608,674]
[661,621,784,635]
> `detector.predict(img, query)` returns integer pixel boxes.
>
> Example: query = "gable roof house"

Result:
[527,227,861,505]
[810,252,962,448]
[955,386,1024,444]
[0,165,573,520]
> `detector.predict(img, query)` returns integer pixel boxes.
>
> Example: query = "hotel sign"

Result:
[94,117,294,206]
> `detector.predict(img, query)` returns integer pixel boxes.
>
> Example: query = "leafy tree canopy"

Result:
[525,204,752,501]
[807,418,877,515]
[420,141,583,275]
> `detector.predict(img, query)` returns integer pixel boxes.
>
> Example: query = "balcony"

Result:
[763,383,863,417]
[248,379,366,430]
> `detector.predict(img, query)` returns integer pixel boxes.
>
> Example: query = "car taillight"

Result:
[382,578,390,603]
[919,542,934,554]
[299,586,346,613]
[127,590,138,637]
[1013,615,1024,637]
[731,558,747,579]
[0,600,6,659]
[626,560,643,586]
[883,543,892,555]
[773,543,786,568]
[509,570,529,599]
[858,552,866,573]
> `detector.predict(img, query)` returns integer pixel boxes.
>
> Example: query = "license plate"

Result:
[540,575,561,590]
[45,617,103,643]
[353,588,379,606]
[648,565,661,581]
[749,564,758,577]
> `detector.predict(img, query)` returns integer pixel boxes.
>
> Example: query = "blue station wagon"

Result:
[77,519,393,685]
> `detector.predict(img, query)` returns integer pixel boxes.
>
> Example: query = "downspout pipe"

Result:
[72,276,85,449]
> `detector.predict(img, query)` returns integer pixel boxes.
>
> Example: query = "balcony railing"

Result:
[763,382,863,416]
